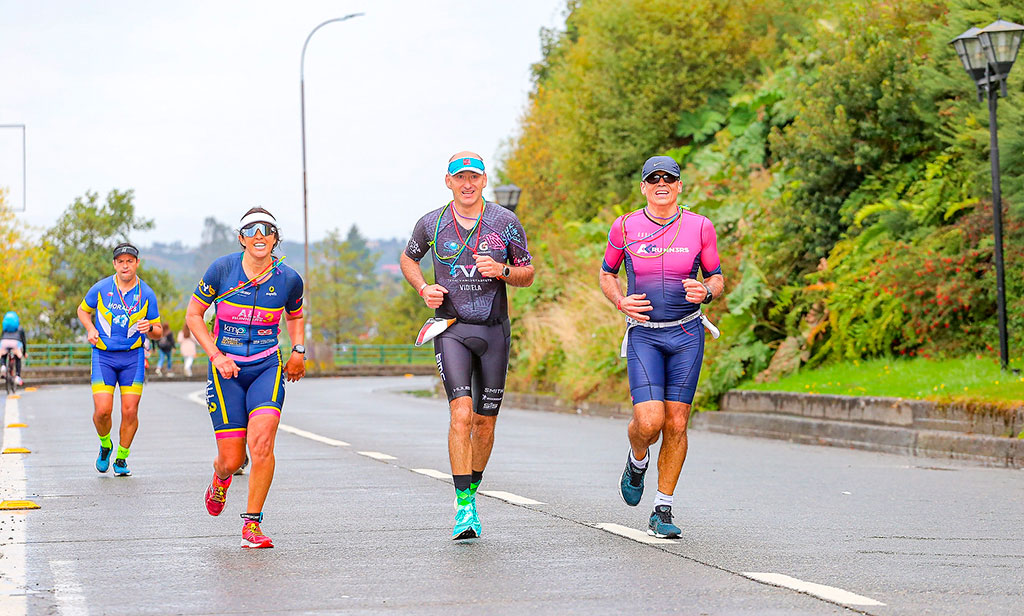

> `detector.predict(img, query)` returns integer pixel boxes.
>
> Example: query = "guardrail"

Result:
[25,343,433,367]
[332,344,434,366]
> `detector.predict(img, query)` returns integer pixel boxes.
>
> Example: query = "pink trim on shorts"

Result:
[215,428,246,440]
[248,406,281,419]
[224,345,279,364]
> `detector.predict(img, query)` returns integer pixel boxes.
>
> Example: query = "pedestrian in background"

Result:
[156,328,175,376]
[178,326,197,377]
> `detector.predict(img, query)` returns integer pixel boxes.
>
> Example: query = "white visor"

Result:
[239,211,277,229]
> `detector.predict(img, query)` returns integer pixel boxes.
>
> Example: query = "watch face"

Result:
[293,345,305,354]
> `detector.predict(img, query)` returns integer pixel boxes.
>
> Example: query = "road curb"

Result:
[502,389,1024,469]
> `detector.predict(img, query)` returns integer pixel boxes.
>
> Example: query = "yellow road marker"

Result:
[404,373,414,378]
[7,394,19,399]
[0,500,40,510]
[24,387,37,392]
[6,423,27,428]
[2,447,30,454]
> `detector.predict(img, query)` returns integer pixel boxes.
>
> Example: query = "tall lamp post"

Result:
[300,13,363,340]
[951,19,1024,372]
[492,184,522,213]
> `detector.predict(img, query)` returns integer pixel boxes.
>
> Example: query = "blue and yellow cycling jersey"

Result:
[79,276,161,351]
[190,253,303,364]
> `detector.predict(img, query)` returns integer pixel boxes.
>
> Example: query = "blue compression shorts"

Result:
[206,351,285,439]
[91,348,146,395]
[625,319,705,405]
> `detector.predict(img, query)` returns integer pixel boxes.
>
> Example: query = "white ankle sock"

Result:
[629,449,649,469]
[654,491,673,508]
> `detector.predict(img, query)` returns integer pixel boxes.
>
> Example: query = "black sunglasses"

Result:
[644,173,679,185]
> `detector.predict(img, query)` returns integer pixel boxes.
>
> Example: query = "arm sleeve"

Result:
[504,214,532,267]
[20,331,26,355]
[79,281,102,313]
[191,261,222,308]
[601,216,626,274]
[403,215,432,262]
[285,272,304,317]
[699,218,723,277]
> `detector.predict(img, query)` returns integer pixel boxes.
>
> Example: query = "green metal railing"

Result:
[25,343,433,367]
[332,344,434,366]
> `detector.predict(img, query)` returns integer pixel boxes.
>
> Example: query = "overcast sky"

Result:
[0,1,566,246]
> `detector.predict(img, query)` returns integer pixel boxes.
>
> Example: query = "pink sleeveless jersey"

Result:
[602,208,721,322]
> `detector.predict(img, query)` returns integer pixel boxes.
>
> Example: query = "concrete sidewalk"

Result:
[505,390,1024,469]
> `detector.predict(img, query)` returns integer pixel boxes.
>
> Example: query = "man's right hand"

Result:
[617,293,653,322]
[420,284,449,309]
[87,328,100,346]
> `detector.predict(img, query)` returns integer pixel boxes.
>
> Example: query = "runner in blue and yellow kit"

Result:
[185,207,305,549]
[77,243,163,477]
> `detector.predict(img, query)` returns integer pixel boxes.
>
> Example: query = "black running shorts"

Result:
[434,320,511,416]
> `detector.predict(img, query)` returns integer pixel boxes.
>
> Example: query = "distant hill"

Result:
[143,237,408,303]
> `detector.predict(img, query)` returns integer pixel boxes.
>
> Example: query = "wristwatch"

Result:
[291,344,306,355]
[501,265,512,278]
[701,283,714,304]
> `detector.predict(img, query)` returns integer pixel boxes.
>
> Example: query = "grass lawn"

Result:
[738,355,1024,404]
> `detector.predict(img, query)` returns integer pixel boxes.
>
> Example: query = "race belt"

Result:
[619,310,720,357]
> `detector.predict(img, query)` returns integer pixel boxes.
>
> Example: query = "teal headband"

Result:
[448,157,485,175]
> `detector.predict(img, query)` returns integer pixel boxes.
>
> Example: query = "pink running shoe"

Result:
[204,474,231,516]
[241,521,274,549]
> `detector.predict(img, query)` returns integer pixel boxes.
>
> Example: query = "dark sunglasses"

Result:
[644,173,679,185]
[240,222,277,237]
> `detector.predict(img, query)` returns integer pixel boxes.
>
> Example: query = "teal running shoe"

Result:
[95,446,112,473]
[648,505,681,538]
[469,499,482,538]
[619,451,647,507]
[112,458,132,477]
[452,502,478,540]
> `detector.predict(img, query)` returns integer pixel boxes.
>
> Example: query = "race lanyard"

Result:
[213,256,285,304]
[607,207,682,258]
[431,200,485,275]
[112,276,141,315]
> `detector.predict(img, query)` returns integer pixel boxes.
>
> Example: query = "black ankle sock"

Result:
[453,474,472,491]
[240,512,262,523]
[471,470,483,485]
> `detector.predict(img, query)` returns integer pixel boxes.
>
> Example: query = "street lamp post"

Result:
[951,19,1024,372]
[492,184,522,213]
[301,14,363,341]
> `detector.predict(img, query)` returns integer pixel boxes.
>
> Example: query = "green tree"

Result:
[308,225,378,344]
[0,189,54,333]
[42,189,177,341]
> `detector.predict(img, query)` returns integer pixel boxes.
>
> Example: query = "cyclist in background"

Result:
[0,311,27,386]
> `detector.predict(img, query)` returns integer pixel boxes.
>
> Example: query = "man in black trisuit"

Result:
[401,151,534,540]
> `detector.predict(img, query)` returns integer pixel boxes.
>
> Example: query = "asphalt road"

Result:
[0,377,1021,615]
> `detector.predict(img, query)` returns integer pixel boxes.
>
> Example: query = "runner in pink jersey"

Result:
[599,155,725,538]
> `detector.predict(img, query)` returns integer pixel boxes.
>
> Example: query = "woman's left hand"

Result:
[285,352,306,382]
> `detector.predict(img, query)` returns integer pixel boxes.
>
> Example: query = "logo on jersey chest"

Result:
[635,244,689,255]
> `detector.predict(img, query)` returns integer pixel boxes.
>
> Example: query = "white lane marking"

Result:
[742,572,886,607]
[49,560,89,616]
[479,490,545,505]
[0,396,27,615]
[186,389,206,407]
[278,425,350,447]
[411,468,450,480]
[357,451,397,461]
[593,522,677,545]
[187,389,350,447]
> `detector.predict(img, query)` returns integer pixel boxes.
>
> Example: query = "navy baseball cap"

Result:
[641,155,681,180]
[112,243,139,259]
